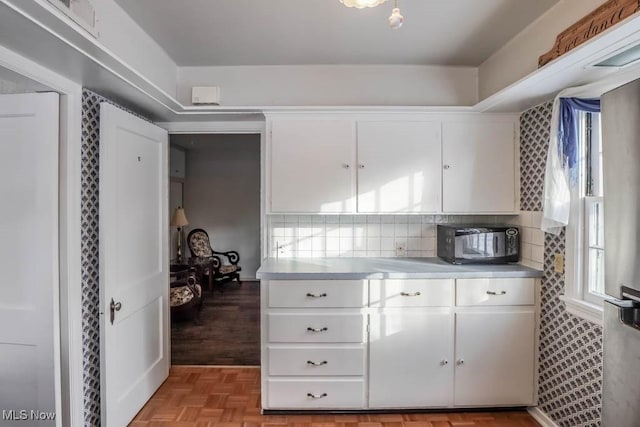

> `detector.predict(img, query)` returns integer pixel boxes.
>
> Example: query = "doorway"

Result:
[168,133,262,366]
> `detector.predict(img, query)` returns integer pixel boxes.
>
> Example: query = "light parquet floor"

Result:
[131,367,541,427]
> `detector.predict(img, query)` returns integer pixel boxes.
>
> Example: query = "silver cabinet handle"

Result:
[457,359,464,365]
[441,360,449,366]
[307,327,328,332]
[401,292,422,297]
[443,164,450,170]
[307,360,328,366]
[307,393,327,399]
[109,298,122,325]
[358,164,365,169]
[306,292,328,298]
[342,164,350,169]
[486,290,507,295]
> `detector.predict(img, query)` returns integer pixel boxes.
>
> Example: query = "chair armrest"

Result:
[212,250,240,265]
[190,255,222,274]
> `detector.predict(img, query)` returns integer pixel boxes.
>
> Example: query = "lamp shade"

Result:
[170,207,189,227]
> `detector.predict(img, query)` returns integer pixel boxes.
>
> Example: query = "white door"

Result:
[99,103,169,426]
[0,93,60,425]
[442,120,515,213]
[357,121,441,213]
[369,310,453,408]
[270,119,355,213]
[454,311,535,406]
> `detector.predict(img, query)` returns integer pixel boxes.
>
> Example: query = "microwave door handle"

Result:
[493,235,498,254]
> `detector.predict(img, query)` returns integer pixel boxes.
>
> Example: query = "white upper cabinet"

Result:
[442,120,516,213]
[270,119,355,213]
[357,121,441,213]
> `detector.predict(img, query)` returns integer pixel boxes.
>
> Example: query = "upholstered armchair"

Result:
[169,266,203,321]
[186,228,242,292]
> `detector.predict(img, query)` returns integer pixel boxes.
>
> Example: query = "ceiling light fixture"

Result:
[340,0,404,29]
[340,0,388,8]
[388,0,404,30]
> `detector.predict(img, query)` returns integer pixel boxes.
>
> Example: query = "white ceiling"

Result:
[114,0,560,67]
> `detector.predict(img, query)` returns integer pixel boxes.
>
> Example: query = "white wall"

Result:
[478,0,608,100]
[180,135,261,279]
[177,65,478,106]
[91,0,178,97]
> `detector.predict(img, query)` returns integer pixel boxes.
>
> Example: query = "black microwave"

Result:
[437,225,520,264]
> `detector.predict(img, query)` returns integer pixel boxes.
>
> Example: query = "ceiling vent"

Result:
[47,0,96,36]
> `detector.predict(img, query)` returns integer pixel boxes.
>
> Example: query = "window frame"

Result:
[561,111,604,326]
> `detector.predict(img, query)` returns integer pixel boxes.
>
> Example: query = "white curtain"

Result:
[541,79,625,235]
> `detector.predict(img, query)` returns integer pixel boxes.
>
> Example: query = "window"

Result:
[563,111,605,324]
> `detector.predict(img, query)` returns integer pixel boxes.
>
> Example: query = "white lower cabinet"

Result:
[454,310,536,406]
[267,378,365,409]
[369,309,453,408]
[262,278,537,411]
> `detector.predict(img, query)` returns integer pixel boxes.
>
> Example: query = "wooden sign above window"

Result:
[538,0,640,67]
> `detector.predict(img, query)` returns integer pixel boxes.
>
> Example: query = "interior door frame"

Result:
[157,120,267,266]
[0,44,84,425]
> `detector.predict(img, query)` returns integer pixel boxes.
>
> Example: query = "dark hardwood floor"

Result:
[171,280,260,366]
[131,366,542,426]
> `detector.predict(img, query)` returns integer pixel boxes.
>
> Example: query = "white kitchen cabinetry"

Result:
[270,119,355,213]
[454,311,536,406]
[169,147,186,179]
[369,279,454,408]
[262,279,368,410]
[453,277,536,406]
[267,114,518,214]
[261,276,537,411]
[357,121,441,213]
[442,120,516,213]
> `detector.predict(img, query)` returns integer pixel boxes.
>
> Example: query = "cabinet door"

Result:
[270,119,355,212]
[369,310,453,408]
[442,121,515,213]
[357,121,441,213]
[454,311,535,406]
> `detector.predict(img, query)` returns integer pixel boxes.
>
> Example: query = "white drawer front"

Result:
[370,279,453,307]
[456,278,535,306]
[268,313,364,343]
[267,379,364,409]
[269,280,367,308]
[268,346,365,376]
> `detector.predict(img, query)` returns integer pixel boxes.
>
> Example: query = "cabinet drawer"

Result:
[370,279,453,307]
[268,313,364,343]
[456,278,535,306]
[267,379,364,409]
[268,346,365,376]
[268,280,367,308]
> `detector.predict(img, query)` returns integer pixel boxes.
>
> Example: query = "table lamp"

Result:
[170,206,189,263]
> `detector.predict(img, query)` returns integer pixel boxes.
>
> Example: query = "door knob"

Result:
[110,298,122,325]
[457,359,465,366]
[441,360,449,366]
[358,164,365,169]
[342,164,351,169]
[443,164,451,170]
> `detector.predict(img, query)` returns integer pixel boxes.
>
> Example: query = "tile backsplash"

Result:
[268,214,516,258]
[518,210,545,270]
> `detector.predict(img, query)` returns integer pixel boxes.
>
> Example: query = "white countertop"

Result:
[256,257,543,280]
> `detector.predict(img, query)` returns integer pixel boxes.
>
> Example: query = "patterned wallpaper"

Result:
[520,102,603,427]
[80,89,149,426]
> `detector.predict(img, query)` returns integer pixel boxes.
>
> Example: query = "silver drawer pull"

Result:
[401,292,422,297]
[306,292,328,298]
[307,393,328,399]
[486,290,507,296]
[307,327,328,332]
[307,360,328,366]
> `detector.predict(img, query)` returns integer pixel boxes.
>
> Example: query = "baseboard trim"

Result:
[528,407,559,427]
